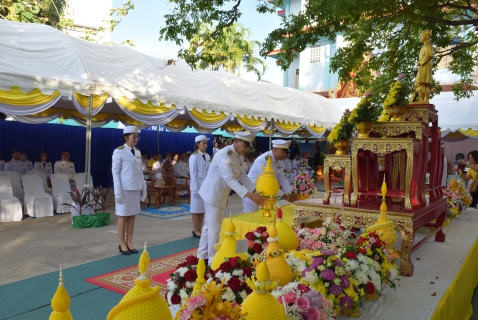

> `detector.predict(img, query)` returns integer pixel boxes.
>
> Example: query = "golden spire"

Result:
[49,265,73,320]
[193,255,206,293]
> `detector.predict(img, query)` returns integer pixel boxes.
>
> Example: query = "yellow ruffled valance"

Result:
[0,86,60,106]
[189,108,228,123]
[73,92,109,109]
[307,125,326,134]
[116,97,175,115]
[274,120,302,132]
[458,128,478,138]
[222,124,244,132]
[236,114,266,127]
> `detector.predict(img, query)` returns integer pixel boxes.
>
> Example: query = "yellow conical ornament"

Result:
[265,226,293,286]
[49,265,73,320]
[107,242,172,320]
[211,219,248,270]
[256,156,280,217]
[365,178,399,259]
[192,255,206,293]
[275,207,299,252]
[242,262,288,320]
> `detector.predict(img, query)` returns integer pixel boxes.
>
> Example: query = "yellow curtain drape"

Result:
[73,92,109,109]
[113,114,147,127]
[274,120,302,132]
[458,128,478,138]
[0,86,60,106]
[116,97,175,115]
[307,125,327,134]
[222,124,244,132]
[189,108,228,123]
[236,114,267,127]
[167,119,190,128]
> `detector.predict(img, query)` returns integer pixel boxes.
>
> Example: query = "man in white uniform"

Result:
[174,152,190,196]
[54,150,76,188]
[198,132,265,262]
[5,148,28,176]
[20,153,33,172]
[291,154,301,176]
[283,150,295,183]
[243,140,294,213]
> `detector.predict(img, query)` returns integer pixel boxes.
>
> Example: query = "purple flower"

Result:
[365,90,373,97]
[340,275,350,289]
[311,257,324,269]
[329,283,343,296]
[334,259,343,267]
[340,295,354,308]
[301,267,312,278]
[296,296,310,310]
[321,249,333,256]
[304,291,323,309]
[320,269,336,281]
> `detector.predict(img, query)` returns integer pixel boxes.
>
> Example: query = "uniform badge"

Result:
[227,150,232,156]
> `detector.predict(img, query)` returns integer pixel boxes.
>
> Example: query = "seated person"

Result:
[0,154,5,171]
[20,152,33,172]
[152,153,163,187]
[171,153,179,166]
[291,154,301,176]
[283,151,295,183]
[34,151,53,179]
[174,152,190,195]
[5,148,28,176]
[54,150,76,188]
[141,150,151,180]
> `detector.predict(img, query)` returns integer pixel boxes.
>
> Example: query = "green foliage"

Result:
[159,0,478,100]
[327,110,355,143]
[347,94,381,124]
[0,0,67,28]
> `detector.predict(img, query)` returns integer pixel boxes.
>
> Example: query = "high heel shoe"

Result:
[119,245,131,255]
[127,246,138,254]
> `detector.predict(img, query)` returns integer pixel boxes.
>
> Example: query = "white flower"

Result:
[369,271,381,282]
[357,254,367,263]
[360,263,370,273]
[345,259,358,272]
[389,266,399,280]
[222,287,236,302]
[176,267,189,277]
[186,281,195,288]
[355,271,368,284]
[239,290,248,302]
[372,260,382,271]
[179,289,189,300]
[232,269,244,277]
[303,269,320,284]
[372,279,382,291]
[167,280,177,291]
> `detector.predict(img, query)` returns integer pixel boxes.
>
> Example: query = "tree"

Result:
[186,23,267,80]
[0,0,67,29]
[159,0,478,101]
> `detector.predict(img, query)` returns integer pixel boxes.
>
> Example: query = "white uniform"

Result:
[141,158,151,180]
[0,159,6,171]
[152,161,163,187]
[283,157,295,183]
[243,151,292,213]
[54,159,76,188]
[5,159,28,176]
[300,158,314,177]
[189,150,210,213]
[21,160,33,172]
[34,161,53,179]
[174,160,190,195]
[112,144,146,216]
[291,158,301,176]
[198,145,255,260]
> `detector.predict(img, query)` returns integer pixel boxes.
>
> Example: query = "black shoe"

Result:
[119,245,131,255]
[127,246,139,254]
[204,259,209,267]
[192,231,201,238]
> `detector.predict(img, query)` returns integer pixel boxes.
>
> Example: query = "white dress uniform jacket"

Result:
[5,159,28,176]
[34,161,53,179]
[22,160,33,172]
[54,160,76,180]
[199,145,254,209]
[112,145,146,194]
[189,150,210,213]
[152,161,163,187]
[174,160,189,178]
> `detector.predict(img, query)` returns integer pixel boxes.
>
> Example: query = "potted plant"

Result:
[347,91,381,138]
[327,109,355,155]
[290,170,318,200]
[378,74,411,122]
[63,186,111,229]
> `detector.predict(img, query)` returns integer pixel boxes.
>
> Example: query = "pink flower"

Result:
[300,185,306,191]
[297,296,310,310]
[187,295,206,310]
[308,307,320,320]
[321,295,333,308]
[283,292,297,303]
[320,309,328,320]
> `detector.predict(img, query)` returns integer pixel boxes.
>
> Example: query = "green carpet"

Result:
[0,237,198,320]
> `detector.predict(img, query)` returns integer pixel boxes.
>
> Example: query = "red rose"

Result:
[345,251,357,260]
[219,261,232,273]
[252,243,263,254]
[228,256,241,269]
[208,268,216,278]
[257,226,267,234]
[179,279,186,289]
[246,288,253,295]
[177,262,188,268]
[357,238,365,245]
[243,266,253,277]
[228,276,242,292]
[245,232,255,241]
[358,248,367,254]
[297,283,311,293]
[170,294,181,305]
[185,255,199,265]
[184,269,197,282]
[365,282,375,295]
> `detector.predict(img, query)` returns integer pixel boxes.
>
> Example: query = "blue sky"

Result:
[110,0,284,84]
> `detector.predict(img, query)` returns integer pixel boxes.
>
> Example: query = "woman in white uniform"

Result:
[152,153,163,187]
[34,151,53,179]
[112,126,147,255]
[189,135,211,238]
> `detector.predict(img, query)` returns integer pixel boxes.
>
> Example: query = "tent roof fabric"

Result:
[0,19,342,128]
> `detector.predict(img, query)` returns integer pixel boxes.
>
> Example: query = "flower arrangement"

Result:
[299,250,361,312]
[347,92,381,124]
[175,278,247,320]
[327,109,355,143]
[285,250,309,280]
[271,282,335,320]
[444,179,472,219]
[245,226,269,261]
[296,218,354,254]
[166,256,215,305]
[378,74,410,122]
[290,170,318,196]
[213,256,254,304]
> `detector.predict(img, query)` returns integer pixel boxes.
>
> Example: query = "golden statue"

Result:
[412,30,433,104]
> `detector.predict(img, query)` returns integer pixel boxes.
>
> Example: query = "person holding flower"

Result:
[458,150,478,208]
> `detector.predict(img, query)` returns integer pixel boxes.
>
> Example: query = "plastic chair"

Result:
[0,176,23,222]
[74,173,94,194]
[0,171,25,206]
[21,175,54,218]
[28,170,52,196]
[50,173,73,213]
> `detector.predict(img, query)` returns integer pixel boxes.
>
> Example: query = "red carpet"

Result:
[85,248,197,296]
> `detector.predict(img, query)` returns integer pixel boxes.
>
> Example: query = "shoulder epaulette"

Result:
[134,147,139,150]
[117,145,125,149]
[192,151,198,155]
[35,161,40,163]
[227,150,232,156]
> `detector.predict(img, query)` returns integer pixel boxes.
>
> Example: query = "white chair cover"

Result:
[74,173,93,194]
[0,171,25,206]
[21,175,54,218]
[50,173,73,213]
[0,176,23,222]
[27,170,52,196]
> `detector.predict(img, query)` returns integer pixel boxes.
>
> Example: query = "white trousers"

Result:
[242,197,258,214]
[198,201,223,262]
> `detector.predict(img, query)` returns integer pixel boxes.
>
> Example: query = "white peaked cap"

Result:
[272,139,291,150]
[123,126,140,134]
[234,132,256,143]
[195,135,209,143]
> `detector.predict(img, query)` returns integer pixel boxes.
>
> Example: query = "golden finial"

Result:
[49,265,73,320]
[193,254,206,293]
[138,242,150,279]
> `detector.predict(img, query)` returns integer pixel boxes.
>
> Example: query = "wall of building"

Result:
[65,0,113,43]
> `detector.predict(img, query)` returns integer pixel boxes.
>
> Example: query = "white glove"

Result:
[140,186,147,202]
[115,195,124,204]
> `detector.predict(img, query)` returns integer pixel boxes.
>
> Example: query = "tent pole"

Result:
[85,93,93,189]
[157,125,160,153]
[269,121,272,151]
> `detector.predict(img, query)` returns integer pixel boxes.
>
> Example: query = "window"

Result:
[310,46,321,63]
[295,69,300,89]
